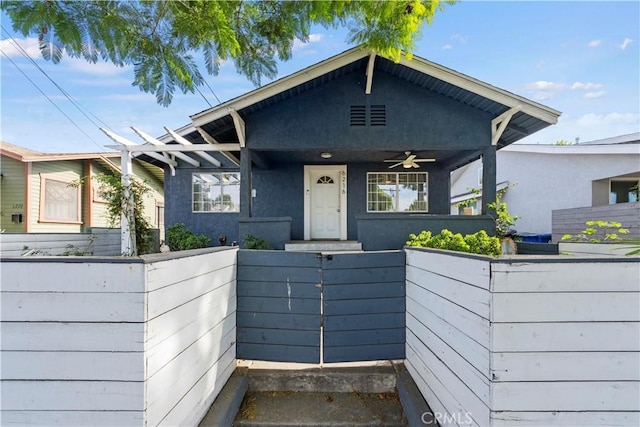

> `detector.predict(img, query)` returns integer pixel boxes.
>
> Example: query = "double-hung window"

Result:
[367,172,428,212]
[192,173,240,212]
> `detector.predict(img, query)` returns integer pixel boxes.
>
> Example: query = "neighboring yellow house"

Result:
[0,141,164,234]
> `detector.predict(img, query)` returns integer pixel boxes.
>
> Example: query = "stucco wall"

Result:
[246,69,491,151]
[164,166,240,246]
[451,147,640,235]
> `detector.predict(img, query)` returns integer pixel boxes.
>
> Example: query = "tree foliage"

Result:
[2,0,453,106]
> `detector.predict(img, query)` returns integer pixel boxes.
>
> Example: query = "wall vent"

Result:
[370,105,386,126]
[350,105,366,126]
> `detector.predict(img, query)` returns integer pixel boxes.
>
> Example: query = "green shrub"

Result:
[244,234,272,250]
[166,223,211,251]
[406,229,500,256]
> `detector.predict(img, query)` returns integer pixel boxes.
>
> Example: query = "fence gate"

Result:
[236,250,405,364]
[236,250,322,363]
[322,251,406,363]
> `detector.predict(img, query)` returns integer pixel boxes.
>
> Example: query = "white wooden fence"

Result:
[0,228,120,256]
[406,247,640,427]
[1,247,237,427]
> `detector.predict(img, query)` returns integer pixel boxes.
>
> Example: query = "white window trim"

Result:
[38,173,82,224]
[192,172,241,213]
[366,172,429,213]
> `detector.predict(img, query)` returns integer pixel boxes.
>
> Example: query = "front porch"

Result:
[240,212,496,250]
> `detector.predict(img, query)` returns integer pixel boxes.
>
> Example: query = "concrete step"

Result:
[246,365,397,393]
[233,391,407,427]
[284,241,363,252]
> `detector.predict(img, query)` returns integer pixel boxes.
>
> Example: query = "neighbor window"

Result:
[609,179,640,204]
[39,175,81,223]
[192,173,240,212]
[367,172,428,212]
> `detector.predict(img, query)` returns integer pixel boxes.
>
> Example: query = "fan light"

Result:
[320,152,332,159]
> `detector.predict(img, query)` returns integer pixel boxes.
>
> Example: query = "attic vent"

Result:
[350,105,366,126]
[370,105,386,126]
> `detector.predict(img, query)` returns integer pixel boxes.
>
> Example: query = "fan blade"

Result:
[413,158,436,162]
[384,159,401,162]
[388,161,403,169]
[406,154,417,162]
[411,162,420,168]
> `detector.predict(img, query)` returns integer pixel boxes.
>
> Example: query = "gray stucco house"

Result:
[158,47,560,250]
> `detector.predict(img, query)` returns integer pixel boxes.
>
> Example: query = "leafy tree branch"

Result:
[2,0,454,106]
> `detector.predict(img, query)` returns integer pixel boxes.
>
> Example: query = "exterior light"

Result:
[321,152,332,159]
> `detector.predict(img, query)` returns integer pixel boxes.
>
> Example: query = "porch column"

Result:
[240,147,252,219]
[428,168,451,214]
[481,145,497,215]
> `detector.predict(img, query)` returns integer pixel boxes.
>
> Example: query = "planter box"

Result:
[405,247,640,426]
[1,247,238,427]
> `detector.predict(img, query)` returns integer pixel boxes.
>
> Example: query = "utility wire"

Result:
[194,84,213,108]
[1,50,103,147]
[203,79,222,104]
[1,41,123,172]
[1,26,114,133]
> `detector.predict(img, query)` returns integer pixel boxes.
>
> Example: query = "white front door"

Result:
[304,165,347,240]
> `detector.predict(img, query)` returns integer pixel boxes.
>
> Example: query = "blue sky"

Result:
[1,1,638,153]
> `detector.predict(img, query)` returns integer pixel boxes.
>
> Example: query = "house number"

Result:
[341,171,346,194]
[12,204,23,209]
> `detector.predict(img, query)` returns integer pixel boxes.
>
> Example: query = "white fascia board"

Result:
[504,143,640,155]
[398,56,561,124]
[190,47,370,127]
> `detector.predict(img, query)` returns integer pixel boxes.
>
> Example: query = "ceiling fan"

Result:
[384,151,436,169]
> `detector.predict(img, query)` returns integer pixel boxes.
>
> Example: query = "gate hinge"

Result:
[315,282,322,288]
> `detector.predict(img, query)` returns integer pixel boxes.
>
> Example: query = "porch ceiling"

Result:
[256,148,475,168]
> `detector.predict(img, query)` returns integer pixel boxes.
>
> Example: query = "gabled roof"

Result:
[1,141,120,162]
[0,141,164,183]
[577,132,640,146]
[186,46,561,149]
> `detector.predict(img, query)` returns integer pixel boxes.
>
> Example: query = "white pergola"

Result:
[100,127,241,256]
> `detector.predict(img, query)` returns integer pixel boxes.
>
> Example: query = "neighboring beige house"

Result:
[0,141,164,234]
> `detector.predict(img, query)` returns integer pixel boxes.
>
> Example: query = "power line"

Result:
[0,50,103,147]
[194,84,213,107]
[203,79,222,104]
[1,26,114,133]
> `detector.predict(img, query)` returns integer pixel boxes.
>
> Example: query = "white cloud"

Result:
[583,91,606,99]
[0,37,41,58]
[451,33,468,44]
[63,57,131,76]
[620,37,633,50]
[577,112,639,127]
[292,33,323,53]
[526,81,566,91]
[441,44,453,50]
[571,81,603,90]
[588,40,601,47]
[525,81,568,100]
